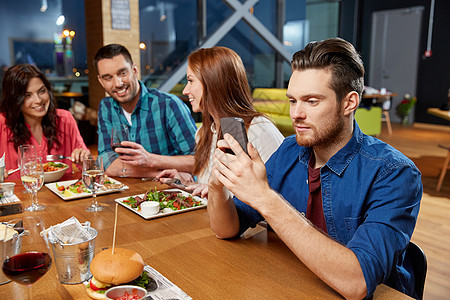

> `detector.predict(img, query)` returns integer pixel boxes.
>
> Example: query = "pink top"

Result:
[1,109,88,180]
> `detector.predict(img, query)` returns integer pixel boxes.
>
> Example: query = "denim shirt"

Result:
[234,122,422,297]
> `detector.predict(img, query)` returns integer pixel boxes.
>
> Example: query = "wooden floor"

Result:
[377,122,450,299]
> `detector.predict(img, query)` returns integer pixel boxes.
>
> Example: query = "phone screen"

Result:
[220,117,249,155]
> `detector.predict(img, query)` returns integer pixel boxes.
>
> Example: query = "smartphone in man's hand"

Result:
[220,117,249,155]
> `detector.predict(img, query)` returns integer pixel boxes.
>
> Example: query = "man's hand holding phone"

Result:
[212,131,270,208]
[220,117,249,155]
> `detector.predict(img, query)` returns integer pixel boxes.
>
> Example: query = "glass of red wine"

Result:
[111,124,130,177]
[2,216,52,300]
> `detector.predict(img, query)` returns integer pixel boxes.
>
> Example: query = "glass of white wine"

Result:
[18,145,37,194]
[21,157,45,211]
[82,156,105,212]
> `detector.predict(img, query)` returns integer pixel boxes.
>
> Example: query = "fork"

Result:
[46,154,71,161]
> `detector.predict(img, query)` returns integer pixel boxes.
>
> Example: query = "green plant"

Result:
[396,94,417,118]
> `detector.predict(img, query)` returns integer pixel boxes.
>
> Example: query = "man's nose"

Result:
[290,102,306,120]
[113,76,123,87]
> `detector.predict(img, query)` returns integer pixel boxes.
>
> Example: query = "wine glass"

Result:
[2,216,52,300]
[21,157,45,211]
[18,145,36,167]
[18,145,36,194]
[82,156,105,212]
[111,125,130,177]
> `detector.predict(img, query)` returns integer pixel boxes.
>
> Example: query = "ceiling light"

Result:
[56,15,65,26]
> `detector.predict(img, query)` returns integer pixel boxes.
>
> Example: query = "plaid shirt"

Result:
[97,81,197,170]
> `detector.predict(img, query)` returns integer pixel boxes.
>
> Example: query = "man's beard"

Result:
[294,110,345,149]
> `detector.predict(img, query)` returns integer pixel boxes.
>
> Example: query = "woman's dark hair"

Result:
[188,47,264,176]
[291,37,365,102]
[0,64,60,150]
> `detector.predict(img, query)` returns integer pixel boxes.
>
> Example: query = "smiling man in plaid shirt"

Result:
[95,44,197,178]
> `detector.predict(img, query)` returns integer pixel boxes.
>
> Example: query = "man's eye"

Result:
[307,99,318,105]
[288,99,296,104]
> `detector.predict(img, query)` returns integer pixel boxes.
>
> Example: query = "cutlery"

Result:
[141,177,157,181]
[166,178,187,188]
[7,167,20,175]
[47,154,71,161]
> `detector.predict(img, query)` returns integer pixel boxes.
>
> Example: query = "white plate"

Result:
[45,178,129,201]
[115,189,207,219]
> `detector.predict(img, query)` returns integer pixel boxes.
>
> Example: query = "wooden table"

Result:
[0,176,410,299]
[363,92,398,135]
[427,107,450,121]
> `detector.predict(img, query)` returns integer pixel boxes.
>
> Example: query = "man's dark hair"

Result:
[291,37,364,102]
[94,44,134,73]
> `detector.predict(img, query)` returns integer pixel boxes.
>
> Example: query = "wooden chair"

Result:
[406,242,427,299]
[437,145,450,192]
[382,109,393,135]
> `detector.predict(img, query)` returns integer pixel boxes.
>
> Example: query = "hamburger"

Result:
[86,248,145,299]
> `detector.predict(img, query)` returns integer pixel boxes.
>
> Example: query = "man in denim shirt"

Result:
[95,44,197,177]
[208,38,422,299]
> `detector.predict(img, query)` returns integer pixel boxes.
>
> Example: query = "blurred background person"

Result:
[0,64,90,180]
[157,46,284,197]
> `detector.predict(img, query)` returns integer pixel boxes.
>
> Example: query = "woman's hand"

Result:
[185,183,208,198]
[156,169,194,186]
[70,148,91,164]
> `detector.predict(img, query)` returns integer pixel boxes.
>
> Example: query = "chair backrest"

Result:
[406,242,427,299]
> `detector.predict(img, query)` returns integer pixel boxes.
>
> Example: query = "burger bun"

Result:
[85,286,107,300]
[90,248,145,285]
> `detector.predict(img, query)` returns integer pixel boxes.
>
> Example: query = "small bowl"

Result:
[105,285,147,300]
[0,182,15,197]
[140,201,160,216]
[43,163,69,183]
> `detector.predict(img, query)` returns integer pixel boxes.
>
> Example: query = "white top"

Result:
[196,116,284,184]
[121,107,132,125]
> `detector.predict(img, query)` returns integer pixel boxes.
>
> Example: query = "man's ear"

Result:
[342,91,360,116]
[132,63,139,76]
[97,75,105,88]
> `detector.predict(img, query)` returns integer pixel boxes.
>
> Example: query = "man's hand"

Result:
[70,148,91,164]
[212,134,270,210]
[115,141,161,168]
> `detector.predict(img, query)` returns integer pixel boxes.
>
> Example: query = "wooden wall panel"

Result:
[84,0,140,111]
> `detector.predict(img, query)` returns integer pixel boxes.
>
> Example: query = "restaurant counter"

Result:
[0,175,410,299]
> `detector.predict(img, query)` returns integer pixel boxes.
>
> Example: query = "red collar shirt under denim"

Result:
[0,109,88,180]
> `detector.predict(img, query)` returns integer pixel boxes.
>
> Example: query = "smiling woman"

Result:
[0,64,91,180]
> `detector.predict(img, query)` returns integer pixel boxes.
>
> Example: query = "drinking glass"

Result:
[21,157,45,211]
[111,125,130,177]
[82,156,105,212]
[18,145,37,194]
[2,216,52,300]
